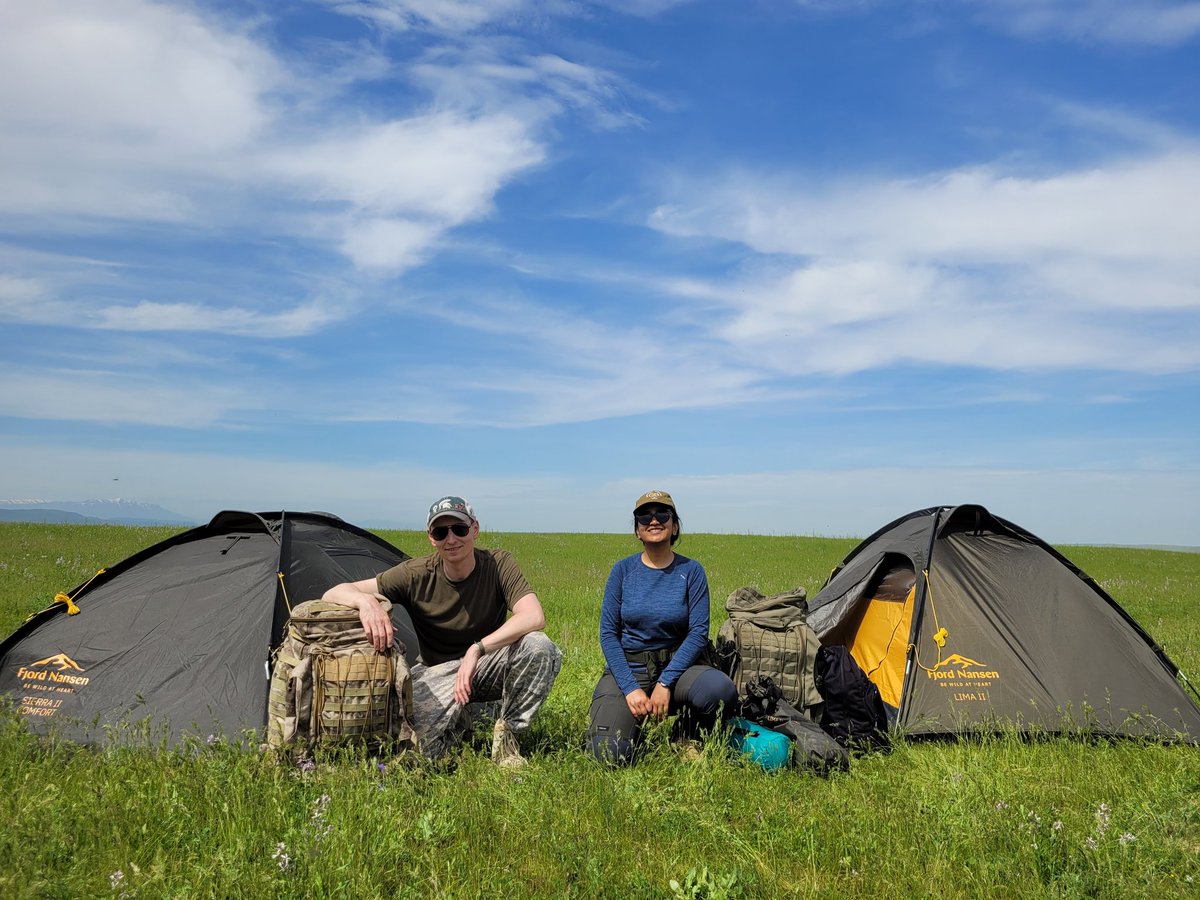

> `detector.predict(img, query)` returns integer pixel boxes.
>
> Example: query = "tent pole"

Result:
[896,506,948,730]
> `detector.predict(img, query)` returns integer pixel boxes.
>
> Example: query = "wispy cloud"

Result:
[0,367,252,428]
[0,276,343,337]
[783,0,1200,47]
[325,0,535,34]
[647,143,1200,376]
[971,0,1200,47]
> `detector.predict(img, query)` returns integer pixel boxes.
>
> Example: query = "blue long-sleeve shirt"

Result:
[599,552,711,696]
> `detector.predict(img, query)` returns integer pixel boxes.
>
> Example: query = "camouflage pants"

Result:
[411,631,561,759]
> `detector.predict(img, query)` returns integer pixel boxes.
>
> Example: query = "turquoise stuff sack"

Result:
[727,717,791,772]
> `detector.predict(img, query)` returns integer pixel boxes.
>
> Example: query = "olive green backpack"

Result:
[717,586,823,717]
[265,599,416,756]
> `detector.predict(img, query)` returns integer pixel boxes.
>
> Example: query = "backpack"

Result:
[813,644,890,752]
[740,675,849,775]
[265,599,416,757]
[717,586,823,717]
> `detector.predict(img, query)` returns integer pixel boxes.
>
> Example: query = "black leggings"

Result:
[586,664,739,765]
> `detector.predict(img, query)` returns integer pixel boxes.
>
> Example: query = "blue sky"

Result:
[1,0,1198,544]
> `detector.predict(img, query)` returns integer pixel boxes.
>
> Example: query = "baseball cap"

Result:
[427,496,476,529]
[633,490,676,513]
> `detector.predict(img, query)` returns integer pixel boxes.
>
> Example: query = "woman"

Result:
[586,490,740,764]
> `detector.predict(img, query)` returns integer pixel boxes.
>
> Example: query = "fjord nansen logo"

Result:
[17,652,90,685]
[927,652,1000,681]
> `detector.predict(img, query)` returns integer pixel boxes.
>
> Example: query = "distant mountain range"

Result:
[0,499,196,526]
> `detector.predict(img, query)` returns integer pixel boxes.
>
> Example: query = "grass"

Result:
[1,523,1199,898]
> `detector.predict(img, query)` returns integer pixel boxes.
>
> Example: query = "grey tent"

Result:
[808,504,1200,740]
[0,511,416,746]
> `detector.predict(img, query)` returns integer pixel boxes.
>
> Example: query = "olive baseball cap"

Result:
[427,496,476,528]
[633,490,676,513]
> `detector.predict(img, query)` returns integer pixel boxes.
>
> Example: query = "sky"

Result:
[1,0,1198,545]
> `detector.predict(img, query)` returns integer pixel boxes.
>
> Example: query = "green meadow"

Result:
[1,523,1198,899]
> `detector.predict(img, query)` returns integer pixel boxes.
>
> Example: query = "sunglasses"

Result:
[635,509,674,526]
[429,522,471,540]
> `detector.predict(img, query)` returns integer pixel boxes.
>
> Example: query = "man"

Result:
[322,496,561,766]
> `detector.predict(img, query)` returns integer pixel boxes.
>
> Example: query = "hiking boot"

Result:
[672,737,702,761]
[491,721,526,768]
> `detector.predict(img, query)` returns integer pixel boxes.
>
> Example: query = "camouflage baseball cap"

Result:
[427,496,476,528]
[633,490,676,513]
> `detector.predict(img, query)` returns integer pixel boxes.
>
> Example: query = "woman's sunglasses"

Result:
[429,522,471,540]
[635,509,674,526]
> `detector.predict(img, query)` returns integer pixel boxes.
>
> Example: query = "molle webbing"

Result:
[719,586,822,711]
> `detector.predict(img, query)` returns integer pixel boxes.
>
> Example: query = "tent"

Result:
[0,511,417,746]
[807,504,1200,740]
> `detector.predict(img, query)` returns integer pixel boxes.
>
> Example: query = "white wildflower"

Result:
[1095,802,1111,835]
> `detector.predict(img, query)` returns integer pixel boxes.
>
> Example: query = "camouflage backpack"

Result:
[266,598,416,756]
[717,586,823,717]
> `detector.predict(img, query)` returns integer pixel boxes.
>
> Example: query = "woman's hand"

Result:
[648,682,671,718]
[625,684,672,719]
[625,688,652,718]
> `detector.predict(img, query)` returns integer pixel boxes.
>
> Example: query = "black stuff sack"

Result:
[814,645,890,752]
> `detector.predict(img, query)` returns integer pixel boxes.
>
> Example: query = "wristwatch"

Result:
[474,640,486,657]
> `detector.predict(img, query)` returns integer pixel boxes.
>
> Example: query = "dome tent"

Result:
[0,510,416,746]
[808,504,1200,740]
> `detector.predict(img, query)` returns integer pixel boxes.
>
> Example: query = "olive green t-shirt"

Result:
[375,548,533,666]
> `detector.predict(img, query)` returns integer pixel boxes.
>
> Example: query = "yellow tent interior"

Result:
[822,561,916,709]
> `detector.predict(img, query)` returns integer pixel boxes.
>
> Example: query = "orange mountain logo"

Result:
[927,651,1001,683]
[31,653,85,672]
[933,653,986,670]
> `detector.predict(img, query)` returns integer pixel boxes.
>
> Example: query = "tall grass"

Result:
[1,523,1198,898]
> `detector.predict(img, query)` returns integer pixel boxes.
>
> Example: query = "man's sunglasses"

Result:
[429,522,471,540]
[635,509,674,526]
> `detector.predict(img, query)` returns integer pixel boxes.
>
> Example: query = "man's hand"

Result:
[323,580,394,653]
[454,642,482,706]
[648,682,671,718]
[358,596,394,653]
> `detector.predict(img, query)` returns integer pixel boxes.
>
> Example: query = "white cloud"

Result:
[0,276,344,338]
[0,2,560,281]
[338,218,442,271]
[652,152,1200,275]
[0,368,251,428]
[781,0,1200,47]
[393,293,774,425]
[973,0,1200,47]
[326,0,696,35]
[406,44,644,130]
[648,147,1200,376]
[0,2,278,152]
[326,0,533,34]
[270,113,543,222]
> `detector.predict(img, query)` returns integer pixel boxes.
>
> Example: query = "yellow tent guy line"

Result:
[910,569,948,674]
[277,572,292,614]
[50,567,107,616]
